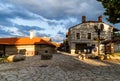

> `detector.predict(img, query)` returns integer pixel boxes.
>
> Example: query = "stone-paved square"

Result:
[0,52,120,81]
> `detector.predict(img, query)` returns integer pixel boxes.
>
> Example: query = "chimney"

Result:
[98,15,102,22]
[30,30,34,39]
[82,16,86,23]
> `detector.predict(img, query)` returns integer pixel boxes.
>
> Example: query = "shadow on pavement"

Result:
[55,52,120,80]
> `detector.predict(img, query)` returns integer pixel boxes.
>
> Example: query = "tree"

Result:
[113,32,120,37]
[97,0,120,24]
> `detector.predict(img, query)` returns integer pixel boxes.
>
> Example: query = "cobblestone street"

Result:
[0,52,120,81]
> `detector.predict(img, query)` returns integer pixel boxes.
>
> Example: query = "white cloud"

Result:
[51,36,65,43]
[8,14,77,38]
[0,3,14,14]
[1,0,120,42]
[0,25,25,37]
[7,0,104,19]
[2,1,85,42]
[9,17,46,27]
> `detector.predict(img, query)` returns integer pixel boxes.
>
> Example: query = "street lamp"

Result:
[94,23,104,55]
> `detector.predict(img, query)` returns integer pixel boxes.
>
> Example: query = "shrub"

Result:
[0,56,8,63]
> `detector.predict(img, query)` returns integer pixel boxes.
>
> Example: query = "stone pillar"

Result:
[104,44,107,55]
[70,43,75,54]
[111,42,114,54]
[100,44,104,54]
[93,44,98,56]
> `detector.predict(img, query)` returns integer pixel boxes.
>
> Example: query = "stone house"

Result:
[68,16,119,55]
[0,37,57,56]
[102,37,120,54]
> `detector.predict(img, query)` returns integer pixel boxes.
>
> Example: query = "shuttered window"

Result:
[76,33,80,39]
[88,33,91,39]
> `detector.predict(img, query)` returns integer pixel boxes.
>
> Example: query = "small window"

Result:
[88,33,91,39]
[45,50,48,53]
[76,33,80,39]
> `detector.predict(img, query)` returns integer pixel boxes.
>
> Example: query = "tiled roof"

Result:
[51,42,61,48]
[0,37,55,46]
[84,20,101,23]
[41,37,51,41]
[69,21,120,31]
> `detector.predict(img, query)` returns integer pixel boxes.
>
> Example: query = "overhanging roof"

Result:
[0,37,55,47]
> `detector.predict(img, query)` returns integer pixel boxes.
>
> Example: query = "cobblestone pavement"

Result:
[0,52,120,81]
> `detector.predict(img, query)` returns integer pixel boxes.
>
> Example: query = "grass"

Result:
[113,53,120,57]
[0,56,8,63]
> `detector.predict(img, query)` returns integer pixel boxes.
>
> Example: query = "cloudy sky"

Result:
[0,0,120,42]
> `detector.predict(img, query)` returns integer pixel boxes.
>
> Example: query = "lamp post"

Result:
[94,23,104,55]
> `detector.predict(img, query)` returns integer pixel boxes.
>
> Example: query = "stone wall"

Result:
[69,23,112,42]
[3,44,56,56]
[114,43,120,53]
[5,45,35,56]
[68,22,113,55]
[0,45,4,54]
[35,45,56,55]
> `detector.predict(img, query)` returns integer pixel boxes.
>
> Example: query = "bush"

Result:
[0,56,8,63]
[41,54,53,60]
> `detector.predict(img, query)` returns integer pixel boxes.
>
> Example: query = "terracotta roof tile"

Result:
[0,37,55,47]
[41,37,51,41]
[51,42,61,48]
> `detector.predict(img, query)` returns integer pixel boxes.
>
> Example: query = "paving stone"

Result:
[113,80,120,81]
[0,79,7,81]
[0,53,120,81]
[5,75,17,81]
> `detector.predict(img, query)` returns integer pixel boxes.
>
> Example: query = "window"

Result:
[76,33,80,39]
[45,50,48,53]
[88,33,91,39]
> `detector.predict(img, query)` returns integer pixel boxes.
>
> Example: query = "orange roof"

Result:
[41,37,51,41]
[51,42,61,48]
[0,37,55,46]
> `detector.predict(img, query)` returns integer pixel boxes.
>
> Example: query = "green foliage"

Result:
[114,53,120,57]
[0,56,8,63]
[113,32,120,37]
[97,0,120,24]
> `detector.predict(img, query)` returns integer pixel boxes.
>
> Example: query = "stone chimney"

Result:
[82,16,86,23]
[30,30,34,39]
[98,15,102,22]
